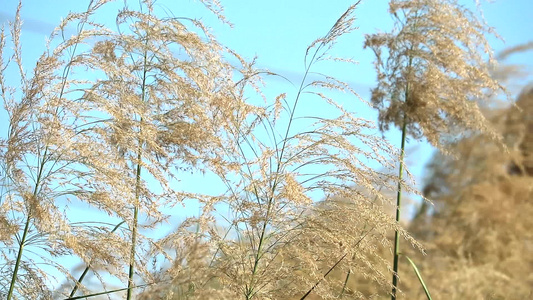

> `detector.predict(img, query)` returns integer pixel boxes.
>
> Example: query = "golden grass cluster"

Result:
[0,0,529,299]
[364,0,505,150]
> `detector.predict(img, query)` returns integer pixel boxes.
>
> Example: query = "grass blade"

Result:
[403,255,432,300]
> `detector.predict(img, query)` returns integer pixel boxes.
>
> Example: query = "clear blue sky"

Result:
[0,0,532,291]
[0,0,532,245]
[1,0,531,181]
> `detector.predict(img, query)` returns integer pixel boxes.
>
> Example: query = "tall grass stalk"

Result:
[7,153,46,299]
[365,0,506,298]
[6,1,94,298]
[243,5,363,298]
[66,282,155,300]
[127,41,149,300]
[174,3,422,299]
[1,0,509,298]
[391,115,407,300]
[244,22,324,300]
[392,52,414,300]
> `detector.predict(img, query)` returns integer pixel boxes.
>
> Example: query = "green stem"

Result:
[391,11,416,292]
[127,157,141,300]
[403,255,433,300]
[391,112,408,300]
[65,282,153,300]
[7,211,31,299]
[70,267,90,298]
[7,2,95,298]
[7,144,50,298]
[339,269,351,298]
[300,253,348,300]
[244,39,326,300]
[7,148,48,299]
[127,26,149,300]
[69,221,125,297]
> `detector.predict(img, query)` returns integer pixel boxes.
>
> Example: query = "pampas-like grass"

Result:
[0,0,519,299]
[364,1,507,298]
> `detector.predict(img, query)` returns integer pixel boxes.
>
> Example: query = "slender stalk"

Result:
[65,282,154,300]
[7,198,34,298]
[7,146,48,299]
[391,19,416,295]
[127,29,150,300]
[7,218,31,299]
[69,221,125,297]
[339,269,351,298]
[244,42,324,300]
[127,155,142,300]
[404,255,433,300]
[300,253,348,300]
[301,227,373,299]
[70,267,90,298]
[391,115,407,300]
[7,2,94,298]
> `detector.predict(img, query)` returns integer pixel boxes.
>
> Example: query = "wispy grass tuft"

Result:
[365,0,507,298]
[0,0,522,299]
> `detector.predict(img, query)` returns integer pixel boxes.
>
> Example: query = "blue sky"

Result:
[1,0,532,251]
[1,0,531,236]
[1,0,531,182]
[0,0,532,292]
